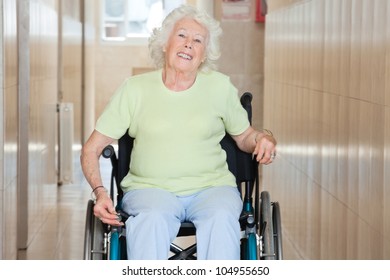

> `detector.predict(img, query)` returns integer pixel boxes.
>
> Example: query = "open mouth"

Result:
[177,52,193,60]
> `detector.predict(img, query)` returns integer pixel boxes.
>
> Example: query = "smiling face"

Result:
[164,17,208,76]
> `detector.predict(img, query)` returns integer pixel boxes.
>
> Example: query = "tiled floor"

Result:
[17,151,106,260]
[16,183,91,260]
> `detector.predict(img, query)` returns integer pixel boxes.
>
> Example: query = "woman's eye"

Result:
[194,39,202,43]
[178,33,185,38]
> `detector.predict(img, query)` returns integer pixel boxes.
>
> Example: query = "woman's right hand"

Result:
[93,193,124,226]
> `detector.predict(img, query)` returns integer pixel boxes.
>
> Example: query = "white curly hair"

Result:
[148,4,222,72]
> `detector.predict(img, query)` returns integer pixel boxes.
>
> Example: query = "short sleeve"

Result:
[95,79,133,139]
[222,82,250,136]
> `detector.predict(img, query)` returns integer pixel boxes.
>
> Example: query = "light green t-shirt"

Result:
[95,69,250,195]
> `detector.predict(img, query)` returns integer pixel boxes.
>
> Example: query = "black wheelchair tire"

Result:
[259,191,276,260]
[83,199,106,260]
[272,201,283,260]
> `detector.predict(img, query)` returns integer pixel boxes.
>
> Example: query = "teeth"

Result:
[178,52,192,60]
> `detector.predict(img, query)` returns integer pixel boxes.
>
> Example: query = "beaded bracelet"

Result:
[91,186,107,200]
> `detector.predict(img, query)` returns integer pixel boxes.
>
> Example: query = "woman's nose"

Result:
[185,39,192,49]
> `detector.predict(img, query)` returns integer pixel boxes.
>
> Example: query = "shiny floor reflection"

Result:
[17,151,108,260]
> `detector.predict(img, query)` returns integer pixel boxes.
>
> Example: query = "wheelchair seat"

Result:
[83,92,283,260]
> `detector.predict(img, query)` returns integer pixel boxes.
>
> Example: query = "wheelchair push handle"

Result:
[102,145,115,159]
[240,92,253,124]
[241,92,253,107]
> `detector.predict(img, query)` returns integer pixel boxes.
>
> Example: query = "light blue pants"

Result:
[121,186,243,260]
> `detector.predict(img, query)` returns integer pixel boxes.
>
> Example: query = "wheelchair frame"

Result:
[83,92,283,260]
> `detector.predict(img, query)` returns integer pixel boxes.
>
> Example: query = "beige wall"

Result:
[216,0,265,130]
[1,0,60,259]
[263,0,390,259]
[83,0,97,141]
[1,0,18,259]
[28,0,60,255]
[60,0,83,145]
[0,0,93,259]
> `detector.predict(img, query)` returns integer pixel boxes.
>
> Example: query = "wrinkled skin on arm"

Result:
[80,130,123,226]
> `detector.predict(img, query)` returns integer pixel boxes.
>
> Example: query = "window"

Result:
[102,0,185,43]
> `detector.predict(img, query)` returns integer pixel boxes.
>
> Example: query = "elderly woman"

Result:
[80,5,277,260]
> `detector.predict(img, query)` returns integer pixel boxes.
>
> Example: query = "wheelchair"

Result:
[83,92,283,260]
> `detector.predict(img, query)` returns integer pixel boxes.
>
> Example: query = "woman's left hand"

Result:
[254,133,277,164]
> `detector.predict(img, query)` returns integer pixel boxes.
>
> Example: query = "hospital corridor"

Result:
[1,0,390,262]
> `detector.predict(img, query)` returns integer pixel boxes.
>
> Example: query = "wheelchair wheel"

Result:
[83,199,107,260]
[272,201,283,260]
[259,191,276,260]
